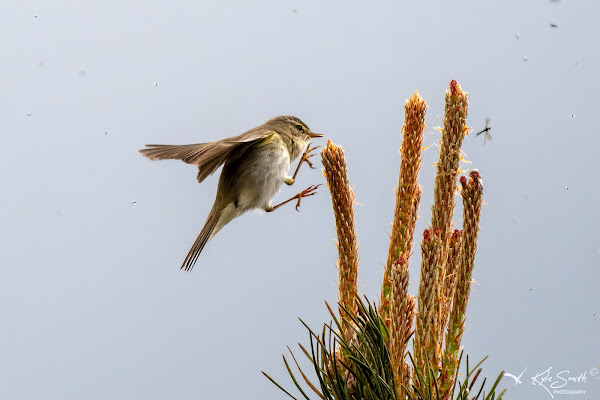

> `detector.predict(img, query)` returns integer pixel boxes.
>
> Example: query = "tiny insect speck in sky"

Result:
[475,118,492,145]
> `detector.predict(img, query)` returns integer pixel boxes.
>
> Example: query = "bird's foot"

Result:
[300,145,319,169]
[266,184,321,212]
[293,184,321,211]
[289,146,320,183]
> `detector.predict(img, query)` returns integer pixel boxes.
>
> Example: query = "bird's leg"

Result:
[284,145,320,185]
[266,185,321,212]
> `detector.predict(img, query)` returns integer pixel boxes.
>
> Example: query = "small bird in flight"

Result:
[140,116,323,271]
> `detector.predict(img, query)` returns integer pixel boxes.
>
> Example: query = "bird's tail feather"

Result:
[181,207,221,272]
[181,202,237,271]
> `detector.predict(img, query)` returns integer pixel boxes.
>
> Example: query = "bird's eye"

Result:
[296,124,304,132]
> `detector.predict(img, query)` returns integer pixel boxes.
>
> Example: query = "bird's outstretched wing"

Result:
[140,128,275,183]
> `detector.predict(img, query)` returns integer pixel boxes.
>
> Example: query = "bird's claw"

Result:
[295,184,321,211]
[302,146,320,169]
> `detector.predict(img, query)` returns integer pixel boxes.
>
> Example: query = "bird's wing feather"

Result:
[140,128,275,183]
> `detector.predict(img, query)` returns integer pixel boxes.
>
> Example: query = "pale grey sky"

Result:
[1,0,599,399]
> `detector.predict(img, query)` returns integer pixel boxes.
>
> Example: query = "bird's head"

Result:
[266,115,323,158]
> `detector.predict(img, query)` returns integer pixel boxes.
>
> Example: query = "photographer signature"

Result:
[504,367,590,398]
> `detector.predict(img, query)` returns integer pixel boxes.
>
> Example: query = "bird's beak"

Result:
[309,132,324,138]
